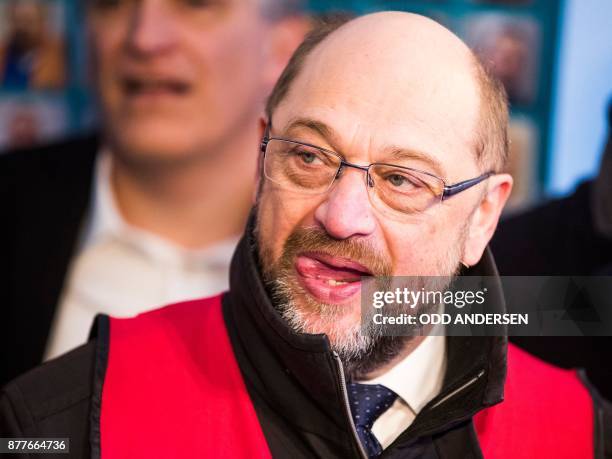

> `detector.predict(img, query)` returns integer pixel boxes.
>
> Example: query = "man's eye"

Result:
[299,152,318,164]
[387,174,416,188]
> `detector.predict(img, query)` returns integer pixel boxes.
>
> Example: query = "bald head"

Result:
[266,11,508,172]
[310,12,477,95]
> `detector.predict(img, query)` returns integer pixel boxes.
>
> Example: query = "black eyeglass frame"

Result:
[260,121,494,201]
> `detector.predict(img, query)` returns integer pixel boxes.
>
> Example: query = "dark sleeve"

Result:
[0,341,97,458]
[599,404,612,459]
[578,370,612,458]
[0,387,26,436]
[593,388,612,459]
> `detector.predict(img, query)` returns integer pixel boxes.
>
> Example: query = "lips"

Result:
[121,75,191,98]
[294,252,372,304]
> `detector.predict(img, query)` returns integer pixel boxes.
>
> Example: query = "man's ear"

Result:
[253,116,268,204]
[462,173,513,266]
[262,15,311,91]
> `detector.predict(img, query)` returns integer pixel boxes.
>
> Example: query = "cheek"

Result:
[189,23,264,99]
[386,218,449,275]
[258,188,324,262]
[88,20,125,97]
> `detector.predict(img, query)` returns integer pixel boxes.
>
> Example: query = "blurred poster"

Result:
[0,95,68,151]
[471,0,534,5]
[506,116,538,210]
[463,13,540,106]
[0,0,67,89]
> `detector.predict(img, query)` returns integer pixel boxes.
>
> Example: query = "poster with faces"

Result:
[0,95,68,152]
[462,12,541,107]
[0,0,67,90]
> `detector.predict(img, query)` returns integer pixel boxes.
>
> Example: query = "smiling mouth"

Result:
[294,252,372,304]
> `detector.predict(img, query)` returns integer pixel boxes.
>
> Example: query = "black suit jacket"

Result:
[0,135,99,387]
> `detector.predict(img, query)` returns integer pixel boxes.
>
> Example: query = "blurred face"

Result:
[9,1,46,47]
[88,0,277,162]
[255,14,507,374]
[490,34,527,87]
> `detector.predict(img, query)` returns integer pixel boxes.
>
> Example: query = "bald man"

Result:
[1,12,609,458]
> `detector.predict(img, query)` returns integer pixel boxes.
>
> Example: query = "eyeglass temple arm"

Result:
[442,172,493,200]
[260,121,272,153]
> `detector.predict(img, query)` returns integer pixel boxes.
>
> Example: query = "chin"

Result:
[283,293,364,337]
[111,122,208,162]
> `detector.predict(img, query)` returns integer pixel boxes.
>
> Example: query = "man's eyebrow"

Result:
[281,117,339,148]
[279,117,446,178]
[383,148,446,179]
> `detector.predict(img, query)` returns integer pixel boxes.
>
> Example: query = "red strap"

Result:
[474,343,593,458]
[101,295,271,459]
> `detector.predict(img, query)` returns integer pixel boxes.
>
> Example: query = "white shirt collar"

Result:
[83,149,123,248]
[358,334,447,415]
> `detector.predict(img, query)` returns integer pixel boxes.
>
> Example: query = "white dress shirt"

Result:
[357,334,447,449]
[44,151,238,360]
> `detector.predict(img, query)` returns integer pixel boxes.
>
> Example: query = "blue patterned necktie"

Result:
[347,383,398,458]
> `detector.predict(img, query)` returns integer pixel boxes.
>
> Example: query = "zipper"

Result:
[333,355,485,458]
[429,369,485,410]
[333,351,368,459]
[382,368,486,455]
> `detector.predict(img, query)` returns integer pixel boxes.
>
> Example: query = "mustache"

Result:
[278,226,392,278]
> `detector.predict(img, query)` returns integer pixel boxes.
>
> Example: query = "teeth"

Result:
[328,279,348,286]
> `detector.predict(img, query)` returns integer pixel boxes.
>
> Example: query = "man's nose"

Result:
[126,0,178,55]
[314,168,377,240]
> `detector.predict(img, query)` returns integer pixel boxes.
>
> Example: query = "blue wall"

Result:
[547,0,612,196]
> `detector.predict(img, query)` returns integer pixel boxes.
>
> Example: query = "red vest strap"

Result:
[474,343,593,458]
[101,295,271,459]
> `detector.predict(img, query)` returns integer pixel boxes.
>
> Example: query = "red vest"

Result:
[100,295,593,458]
[474,342,593,458]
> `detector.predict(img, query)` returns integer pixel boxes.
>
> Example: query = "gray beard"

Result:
[266,272,458,380]
[257,219,467,381]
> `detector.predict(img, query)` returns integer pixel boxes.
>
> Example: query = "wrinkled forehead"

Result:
[273,13,483,179]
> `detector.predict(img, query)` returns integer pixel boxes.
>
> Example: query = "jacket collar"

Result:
[223,214,507,450]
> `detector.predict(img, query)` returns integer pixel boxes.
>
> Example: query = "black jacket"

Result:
[2,223,612,458]
[491,180,612,400]
[0,135,99,387]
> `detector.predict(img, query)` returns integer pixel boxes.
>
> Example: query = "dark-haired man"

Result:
[0,0,309,386]
[2,12,609,458]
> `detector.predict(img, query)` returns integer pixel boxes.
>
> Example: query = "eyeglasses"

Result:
[260,121,494,217]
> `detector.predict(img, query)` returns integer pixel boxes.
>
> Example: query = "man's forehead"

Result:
[301,13,478,121]
[274,12,482,175]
